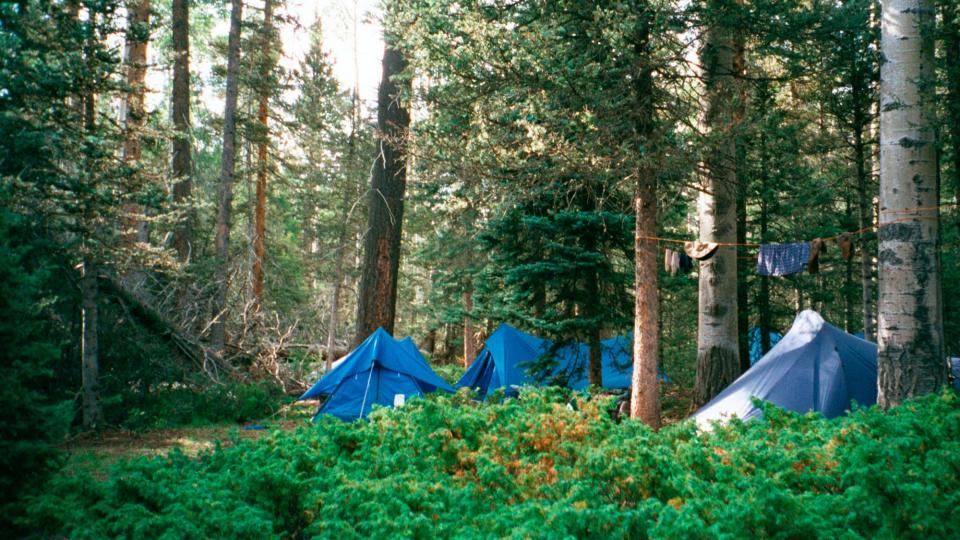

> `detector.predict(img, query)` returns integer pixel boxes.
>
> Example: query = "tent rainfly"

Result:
[299,327,453,421]
[457,324,669,398]
[694,310,877,428]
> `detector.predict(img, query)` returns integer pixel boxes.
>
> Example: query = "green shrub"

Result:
[21,388,960,538]
[109,381,286,431]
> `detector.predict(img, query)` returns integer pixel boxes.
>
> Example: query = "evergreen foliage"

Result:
[21,390,960,538]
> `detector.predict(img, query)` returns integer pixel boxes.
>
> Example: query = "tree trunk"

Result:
[853,96,876,341]
[171,0,192,262]
[733,30,749,375]
[251,0,274,310]
[463,288,475,368]
[759,130,772,356]
[325,91,361,371]
[694,11,740,406]
[629,14,659,427]
[354,41,410,343]
[211,0,243,359]
[121,0,150,245]
[943,1,960,233]
[81,258,100,429]
[844,195,854,332]
[876,0,945,407]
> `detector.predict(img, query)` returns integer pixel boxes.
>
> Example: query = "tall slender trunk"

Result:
[81,10,100,430]
[733,31,749,375]
[171,0,192,262]
[81,257,100,429]
[844,195,854,332]
[211,0,243,358]
[853,94,876,340]
[694,9,740,406]
[629,14,659,427]
[121,0,150,245]
[251,0,274,310]
[463,288,475,368]
[354,40,410,343]
[876,0,945,407]
[942,1,960,233]
[326,90,361,370]
[759,130,772,355]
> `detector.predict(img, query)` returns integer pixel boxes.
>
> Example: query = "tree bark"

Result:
[942,1,960,233]
[733,30,750,375]
[629,14,659,427]
[853,86,876,341]
[876,0,945,407]
[251,0,274,310]
[463,288,475,368]
[81,258,100,429]
[211,0,243,359]
[121,0,150,245]
[694,10,740,406]
[759,130,772,356]
[171,0,192,262]
[354,41,410,343]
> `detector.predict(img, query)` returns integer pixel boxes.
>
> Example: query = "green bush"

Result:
[21,389,960,538]
[109,381,286,431]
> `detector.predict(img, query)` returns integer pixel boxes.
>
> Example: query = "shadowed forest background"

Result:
[1,0,959,536]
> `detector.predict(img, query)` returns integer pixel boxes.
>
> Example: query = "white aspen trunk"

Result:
[877,0,945,407]
[693,11,740,407]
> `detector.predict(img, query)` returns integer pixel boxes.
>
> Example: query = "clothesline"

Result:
[640,202,956,248]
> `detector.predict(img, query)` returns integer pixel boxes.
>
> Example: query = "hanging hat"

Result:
[684,241,719,261]
[837,233,853,260]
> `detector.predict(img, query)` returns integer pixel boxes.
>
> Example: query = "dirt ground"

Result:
[59,401,316,479]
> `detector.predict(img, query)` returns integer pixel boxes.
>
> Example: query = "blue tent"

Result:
[457,324,548,398]
[457,324,669,397]
[748,327,783,365]
[950,358,960,392]
[299,327,454,421]
[552,335,670,389]
[694,310,877,428]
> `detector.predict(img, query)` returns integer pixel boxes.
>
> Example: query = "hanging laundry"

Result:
[684,241,719,261]
[808,238,827,274]
[756,242,811,276]
[671,250,681,275]
[664,249,673,273]
[837,233,853,260]
[678,252,694,274]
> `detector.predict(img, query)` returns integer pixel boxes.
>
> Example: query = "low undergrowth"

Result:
[21,388,960,539]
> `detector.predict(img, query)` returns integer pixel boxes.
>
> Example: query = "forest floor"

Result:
[59,385,696,480]
[59,401,317,480]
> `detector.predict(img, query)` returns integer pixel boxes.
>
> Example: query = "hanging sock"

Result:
[808,238,827,274]
[756,242,811,276]
[684,241,719,261]
[837,233,853,260]
[678,252,693,274]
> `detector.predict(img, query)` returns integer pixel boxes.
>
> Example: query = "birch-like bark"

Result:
[694,10,740,406]
[876,0,945,407]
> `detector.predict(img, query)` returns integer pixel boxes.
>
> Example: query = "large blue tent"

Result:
[694,310,877,428]
[299,327,454,420]
[457,324,668,397]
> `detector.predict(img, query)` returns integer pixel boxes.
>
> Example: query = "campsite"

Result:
[2,0,960,537]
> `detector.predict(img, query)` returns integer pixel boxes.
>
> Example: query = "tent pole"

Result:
[358,362,375,420]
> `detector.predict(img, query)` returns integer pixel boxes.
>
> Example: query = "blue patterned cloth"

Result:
[756,242,811,276]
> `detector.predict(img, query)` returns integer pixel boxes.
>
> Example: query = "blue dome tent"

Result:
[457,324,669,397]
[694,310,877,428]
[299,327,454,421]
